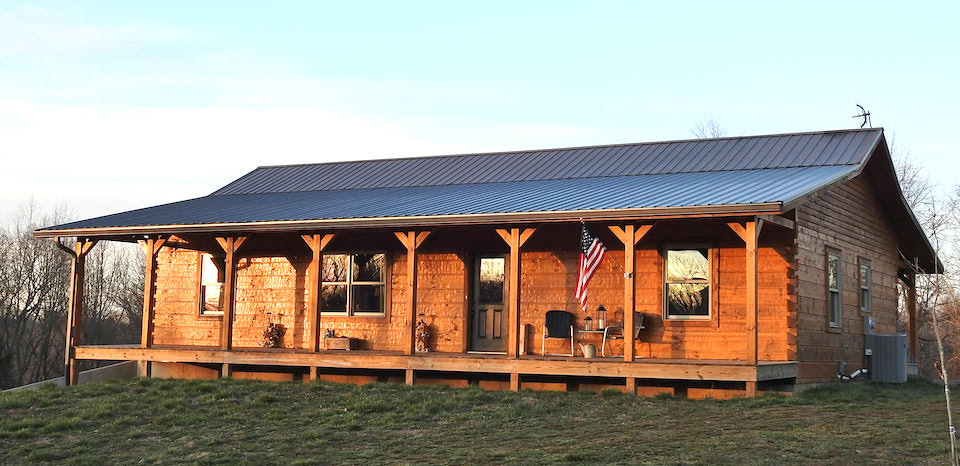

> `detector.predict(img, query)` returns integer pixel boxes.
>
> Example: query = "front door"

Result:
[469,255,507,352]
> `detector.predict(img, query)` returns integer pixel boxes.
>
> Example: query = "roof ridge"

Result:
[249,127,883,171]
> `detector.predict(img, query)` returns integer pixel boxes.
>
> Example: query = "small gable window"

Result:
[859,258,871,314]
[827,250,842,328]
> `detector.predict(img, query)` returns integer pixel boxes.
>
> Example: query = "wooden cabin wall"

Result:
[149,226,794,362]
[527,243,793,360]
[153,248,219,346]
[795,173,901,385]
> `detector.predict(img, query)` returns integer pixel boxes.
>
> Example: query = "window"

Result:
[199,253,224,315]
[321,253,386,316]
[827,251,842,327]
[664,248,711,320]
[859,258,871,313]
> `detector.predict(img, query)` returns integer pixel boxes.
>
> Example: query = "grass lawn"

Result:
[0,377,955,465]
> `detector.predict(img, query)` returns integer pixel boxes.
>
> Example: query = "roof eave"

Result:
[32,202,784,238]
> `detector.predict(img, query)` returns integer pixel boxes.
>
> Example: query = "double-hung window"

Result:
[827,250,842,327]
[859,258,871,313]
[664,248,711,320]
[321,253,386,316]
[199,253,224,315]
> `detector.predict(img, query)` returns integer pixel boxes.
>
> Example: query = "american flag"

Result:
[575,223,606,311]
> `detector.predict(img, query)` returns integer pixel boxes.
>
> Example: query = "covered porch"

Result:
[54,214,798,396]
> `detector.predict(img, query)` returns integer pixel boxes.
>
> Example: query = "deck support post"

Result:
[395,231,431,355]
[215,236,248,351]
[301,233,335,352]
[405,369,415,385]
[56,238,97,386]
[509,373,520,391]
[906,273,918,361]
[608,224,654,362]
[137,236,167,378]
[221,363,231,378]
[745,381,758,397]
[496,228,535,358]
[727,219,762,366]
[308,366,318,382]
[625,377,636,395]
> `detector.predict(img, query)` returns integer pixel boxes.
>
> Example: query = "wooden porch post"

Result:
[215,236,248,351]
[394,231,431,355]
[301,234,335,352]
[495,228,535,359]
[906,273,918,361]
[56,238,97,386]
[727,219,763,369]
[608,224,653,362]
[137,236,166,378]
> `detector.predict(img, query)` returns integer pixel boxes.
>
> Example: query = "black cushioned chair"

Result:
[542,310,575,356]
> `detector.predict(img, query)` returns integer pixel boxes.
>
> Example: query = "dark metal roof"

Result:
[37,128,894,236]
[212,128,882,195]
[43,166,852,232]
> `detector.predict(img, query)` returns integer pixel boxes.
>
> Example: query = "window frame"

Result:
[662,245,713,321]
[826,248,842,328]
[197,252,225,317]
[320,251,388,317]
[858,257,871,314]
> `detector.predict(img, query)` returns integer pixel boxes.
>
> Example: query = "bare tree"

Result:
[691,117,728,139]
[0,202,145,389]
[0,202,72,388]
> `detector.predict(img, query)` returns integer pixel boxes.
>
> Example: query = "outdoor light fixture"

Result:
[596,305,607,330]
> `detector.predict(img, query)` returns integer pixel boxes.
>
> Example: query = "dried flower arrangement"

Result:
[262,314,286,348]
[415,314,430,352]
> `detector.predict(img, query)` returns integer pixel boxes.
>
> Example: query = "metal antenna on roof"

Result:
[852,104,872,128]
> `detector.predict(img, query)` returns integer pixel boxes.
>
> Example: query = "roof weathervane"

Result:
[852,104,872,128]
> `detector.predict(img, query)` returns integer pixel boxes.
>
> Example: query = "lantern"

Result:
[584,316,594,331]
[596,305,607,329]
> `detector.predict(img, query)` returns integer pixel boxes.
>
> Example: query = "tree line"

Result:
[0,203,144,389]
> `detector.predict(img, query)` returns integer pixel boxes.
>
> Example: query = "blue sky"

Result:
[0,1,957,222]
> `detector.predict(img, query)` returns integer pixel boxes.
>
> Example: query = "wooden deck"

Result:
[74,345,797,383]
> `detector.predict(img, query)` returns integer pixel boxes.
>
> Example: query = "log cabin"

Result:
[35,128,939,398]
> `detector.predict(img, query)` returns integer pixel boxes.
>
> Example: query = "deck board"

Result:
[74,345,797,382]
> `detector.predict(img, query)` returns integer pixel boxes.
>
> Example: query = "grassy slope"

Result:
[0,378,954,465]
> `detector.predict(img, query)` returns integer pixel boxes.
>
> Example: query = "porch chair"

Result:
[601,312,646,357]
[541,310,575,357]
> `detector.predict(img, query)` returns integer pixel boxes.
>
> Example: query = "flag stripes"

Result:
[575,223,606,311]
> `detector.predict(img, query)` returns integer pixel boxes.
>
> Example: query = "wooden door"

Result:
[469,255,507,352]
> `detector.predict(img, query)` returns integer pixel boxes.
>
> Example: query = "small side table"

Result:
[576,329,608,357]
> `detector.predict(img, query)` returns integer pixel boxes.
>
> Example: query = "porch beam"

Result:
[301,233,335,352]
[56,238,98,386]
[495,227,536,357]
[608,224,653,362]
[137,236,167,378]
[726,220,762,365]
[395,231,431,354]
[757,214,794,230]
[215,236,249,350]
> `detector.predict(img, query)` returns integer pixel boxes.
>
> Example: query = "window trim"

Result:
[858,257,871,314]
[826,248,842,329]
[197,252,224,317]
[662,245,713,321]
[320,251,388,317]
